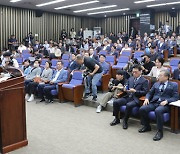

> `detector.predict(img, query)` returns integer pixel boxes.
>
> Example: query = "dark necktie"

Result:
[160,83,165,93]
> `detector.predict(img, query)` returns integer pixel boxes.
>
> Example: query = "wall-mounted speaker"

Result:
[169,9,177,17]
[35,10,43,17]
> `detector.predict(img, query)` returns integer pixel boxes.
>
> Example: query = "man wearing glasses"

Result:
[110,64,149,129]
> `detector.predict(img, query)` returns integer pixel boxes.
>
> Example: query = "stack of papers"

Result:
[169,100,180,107]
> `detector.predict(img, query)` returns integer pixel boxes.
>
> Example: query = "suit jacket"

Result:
[146,81,179,104]
[157,42,167,53]
[68,60,80,71]
[173,68,180,80]
[100,62,110,74]
[26,67,42,80]
[124,76,149,104]
[51,68,68,84]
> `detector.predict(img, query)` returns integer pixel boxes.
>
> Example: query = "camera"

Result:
[83,70,91,77]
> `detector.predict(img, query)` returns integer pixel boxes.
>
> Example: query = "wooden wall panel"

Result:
[155,11,180,31]
[0,5,97,50]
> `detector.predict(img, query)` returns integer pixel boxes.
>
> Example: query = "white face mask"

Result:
[34,63,39,67]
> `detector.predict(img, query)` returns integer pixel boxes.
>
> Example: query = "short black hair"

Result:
[156,57,164,66]
[46,61,52,67]
[150,46,156,49]
[34,59,40,64]
[24,59,30,63]
[144,54,151,59]
[116,70,125,76]
[132,64,142,71]
[3,52,12,57]
[99,54,106,58]
[57,60,64,66]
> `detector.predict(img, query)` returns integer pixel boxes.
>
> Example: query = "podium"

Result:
[0,67,28,153]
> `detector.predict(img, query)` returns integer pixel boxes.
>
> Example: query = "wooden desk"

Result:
[170,101,180,133]
[0,68,28,153]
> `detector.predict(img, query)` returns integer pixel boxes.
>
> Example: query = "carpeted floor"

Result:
[10,99,180,154]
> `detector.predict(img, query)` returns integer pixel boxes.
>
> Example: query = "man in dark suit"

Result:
[139,70,179,141]
[110,65,149,129]
[173,61,180,80]
[157,37,167,57]
[68,53,80,72]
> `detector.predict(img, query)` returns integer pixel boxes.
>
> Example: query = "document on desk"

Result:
[0,76,11,83]
[169,100,180,107]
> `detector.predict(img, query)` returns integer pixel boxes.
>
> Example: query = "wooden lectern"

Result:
[0,67,28,153]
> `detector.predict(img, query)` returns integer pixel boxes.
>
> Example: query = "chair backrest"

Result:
[117,56,129,63]
[41,58,48,66]
[121,50,132,57]
[22,50,30,54]
[143,75,152,89]
[134,51,144,58]
[106,55,115,65]
[62,60,69,69]
[62,54,70,60]
[170,58,180,66]
[69,71,83,85]
[22,53,31,59]
[51,59,59,67]
[16,57,23,65]
[99,50,107,56]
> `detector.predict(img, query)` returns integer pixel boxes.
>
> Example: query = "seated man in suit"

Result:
[38,61,68,103]
[68,53,80,72]
[157,37,167,57]
[110,65,149,129]
[99,54,109,75]
[173,61,180,80]
[89,48,98,61]
[139,70,179,141]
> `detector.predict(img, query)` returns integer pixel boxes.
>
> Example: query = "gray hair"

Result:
[160,69,170,79]
[76,54,84,60]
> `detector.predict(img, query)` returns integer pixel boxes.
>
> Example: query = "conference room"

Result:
[0,0,180,153]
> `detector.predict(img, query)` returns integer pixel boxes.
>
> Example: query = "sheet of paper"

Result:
[169,100,180,107]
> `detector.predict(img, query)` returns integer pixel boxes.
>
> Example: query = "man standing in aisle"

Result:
[76,54,103,101]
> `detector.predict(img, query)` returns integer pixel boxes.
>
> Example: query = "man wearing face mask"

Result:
[25,60,42,100]
[1,52,19,68]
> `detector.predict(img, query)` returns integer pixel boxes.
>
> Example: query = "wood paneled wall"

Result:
[0,4,179,50]
[155,11,180,31]
[97,15,134,35]
[0,5,98,50]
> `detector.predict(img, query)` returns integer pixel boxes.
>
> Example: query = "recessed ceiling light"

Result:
[74,5,117,13]
[172,7,175,9]
[87,8,130,15]
[36,0,66,7]
[134,0,155,4]
[55,1,99,10]
[10,0,21,2]
[147,1,180,7]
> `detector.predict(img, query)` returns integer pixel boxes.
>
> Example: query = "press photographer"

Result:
[76,54,103,101]
[141,55,155,75]
[1,52,19,68]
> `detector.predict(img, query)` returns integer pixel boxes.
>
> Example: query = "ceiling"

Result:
[0,0,180,18]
